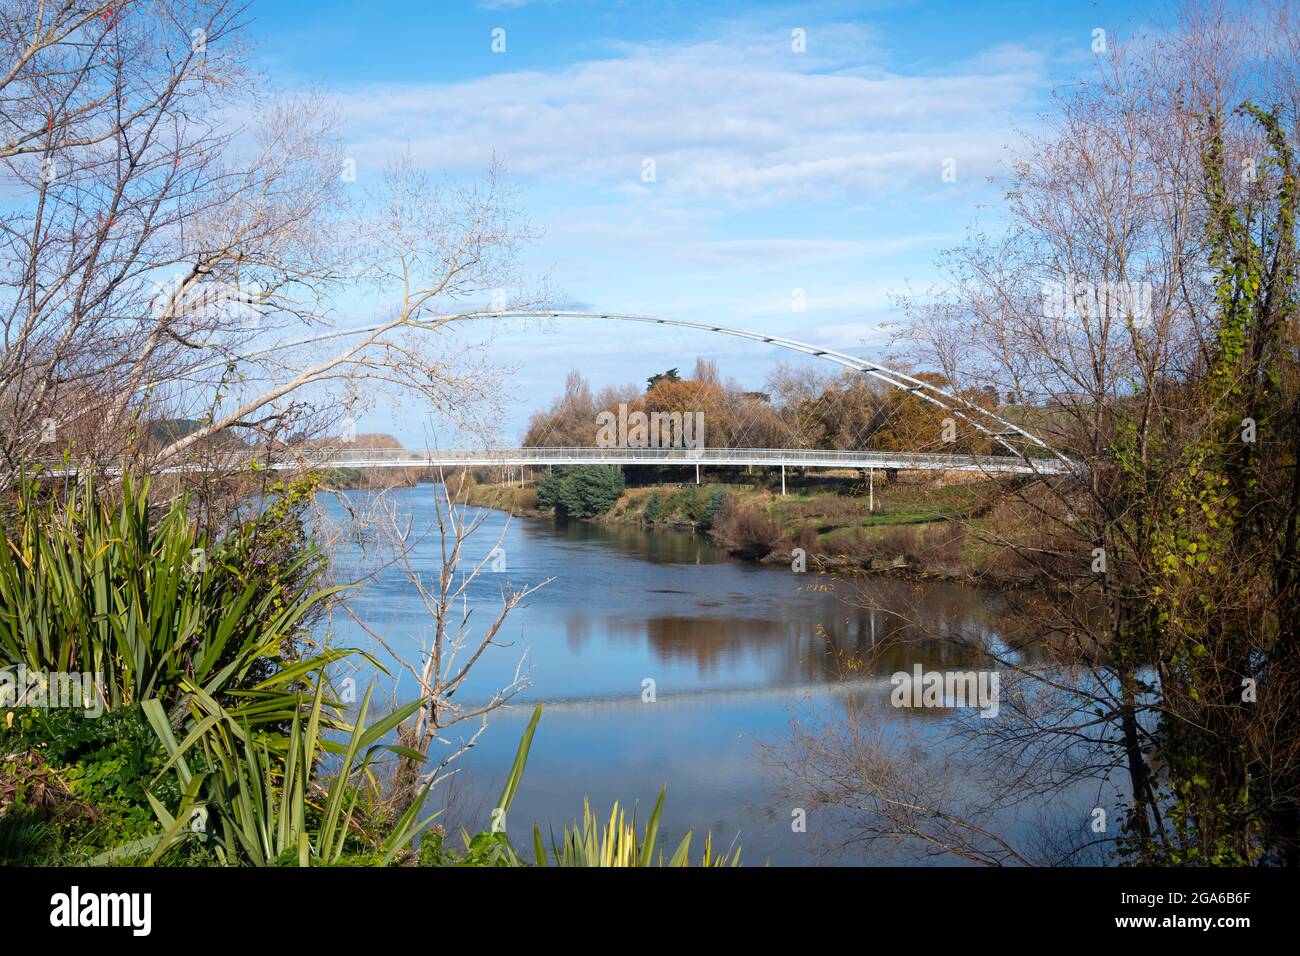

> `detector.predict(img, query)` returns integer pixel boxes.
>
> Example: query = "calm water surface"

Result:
[321,483,1036,865]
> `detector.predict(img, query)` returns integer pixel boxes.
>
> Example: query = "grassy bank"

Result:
[460,481,542,515]
[459,471,1029,584]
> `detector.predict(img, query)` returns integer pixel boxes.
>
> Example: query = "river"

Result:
[322,482,1049,865]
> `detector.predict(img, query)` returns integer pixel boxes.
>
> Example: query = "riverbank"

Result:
[458,480,543,515]
[459,474,1036,586]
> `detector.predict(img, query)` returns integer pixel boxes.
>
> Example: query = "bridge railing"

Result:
[301,446,1071,473]
[31,445,1075,476]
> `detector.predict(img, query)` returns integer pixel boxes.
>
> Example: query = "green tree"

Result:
[702,487,729,529]
[646,367,681,391]
[537,466,626,518]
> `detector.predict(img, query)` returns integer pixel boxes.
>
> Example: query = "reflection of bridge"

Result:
[300,446,1068,475]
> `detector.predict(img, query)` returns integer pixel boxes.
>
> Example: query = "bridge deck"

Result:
[279,446,1071,475]
[37,447,1074,477]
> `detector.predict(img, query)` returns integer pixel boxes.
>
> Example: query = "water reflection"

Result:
[321,484,1042,864]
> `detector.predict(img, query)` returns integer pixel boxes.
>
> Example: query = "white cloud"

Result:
[320,18,1053,445]
[801,320,893,348]
[333,28,1047,204]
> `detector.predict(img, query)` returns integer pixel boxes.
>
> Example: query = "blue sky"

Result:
[244,0,1156,443]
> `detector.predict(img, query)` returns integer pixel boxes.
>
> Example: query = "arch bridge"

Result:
[201,309,1074,462]
[109,309,1082,492]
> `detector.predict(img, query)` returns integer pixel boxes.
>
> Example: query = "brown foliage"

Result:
[711,498,782,558]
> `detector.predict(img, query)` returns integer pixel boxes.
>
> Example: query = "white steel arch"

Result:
[186,309,1074,472]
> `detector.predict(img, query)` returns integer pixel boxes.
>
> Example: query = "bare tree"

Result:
[339,473,550,817]
[142,154,542,473]
[521,368,597,447]
[1,1,545,501]
[2,0,261,474]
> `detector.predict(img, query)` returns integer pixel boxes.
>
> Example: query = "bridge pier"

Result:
[781,464,786,496]
[695,463,700,484]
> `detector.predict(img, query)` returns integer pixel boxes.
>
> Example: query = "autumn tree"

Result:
[521,369,597,446]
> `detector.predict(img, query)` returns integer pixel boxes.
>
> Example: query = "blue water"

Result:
[318,483,1059,865]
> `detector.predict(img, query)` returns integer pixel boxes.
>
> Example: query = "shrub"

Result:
[0,474,341,712]
[701,487,729,529]
[921,521,967,563]
[440,468,478,493]
[535,470,562,510]
[711,499,781,559]
[99,677,431,867]
[789,524,818,554]
[667,486,703,523]
[0,706,180,862]
[536,466,625,518]
[820,527,873,559]
[667,485,727,527]
[879,526,920,561]
[539,790,739,867]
